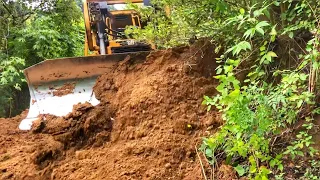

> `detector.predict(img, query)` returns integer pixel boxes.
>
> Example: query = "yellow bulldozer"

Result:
[19,0,154,130]
[83,0,155,55]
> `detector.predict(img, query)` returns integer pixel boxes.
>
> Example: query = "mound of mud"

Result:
[0,42,231,179]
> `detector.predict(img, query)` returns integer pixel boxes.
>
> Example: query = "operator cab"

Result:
[85,0,152,55]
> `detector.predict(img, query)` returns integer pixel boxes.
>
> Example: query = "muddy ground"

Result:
[0,42,239,180]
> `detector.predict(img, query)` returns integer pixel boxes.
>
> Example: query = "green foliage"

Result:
[0,56,26,117]
[9,0,84,65]
[0,0,84,117]
[11,15,84,65]
[0,56,25,89]
[200,1,320,179]
[130,0,320,179]
[126,0,240,48]
[302,160,320,179]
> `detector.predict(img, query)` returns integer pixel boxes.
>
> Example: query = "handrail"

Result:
[132,14,141,27]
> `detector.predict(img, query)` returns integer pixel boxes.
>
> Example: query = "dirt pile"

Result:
[0,42,230,179]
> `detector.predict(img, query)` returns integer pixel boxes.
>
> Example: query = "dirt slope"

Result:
[0,43,229,180]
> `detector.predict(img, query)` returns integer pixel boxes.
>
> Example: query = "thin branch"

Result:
[1,1,12,15]
[195,146,208,180]
[21,13,34,23]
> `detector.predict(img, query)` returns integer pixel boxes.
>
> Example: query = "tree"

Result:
[0,0,84,117]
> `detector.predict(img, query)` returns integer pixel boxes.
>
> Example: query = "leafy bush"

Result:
[132,0,320,178]
[11,15,84,66]
[200,1,320,179]
[0,55,26,117]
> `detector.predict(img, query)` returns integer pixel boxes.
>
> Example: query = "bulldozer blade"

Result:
[19,52,149,130]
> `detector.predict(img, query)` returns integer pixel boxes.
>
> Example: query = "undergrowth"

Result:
[131,0,320,179]
[200,1,320,179]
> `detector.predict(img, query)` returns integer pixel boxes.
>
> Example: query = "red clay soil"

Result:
[0,42,237,180]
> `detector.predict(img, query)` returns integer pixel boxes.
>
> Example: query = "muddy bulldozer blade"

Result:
[19,52,149,130]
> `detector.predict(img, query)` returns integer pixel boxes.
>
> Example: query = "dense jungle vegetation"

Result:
[130,0,320,179]
[0,0,84,116]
